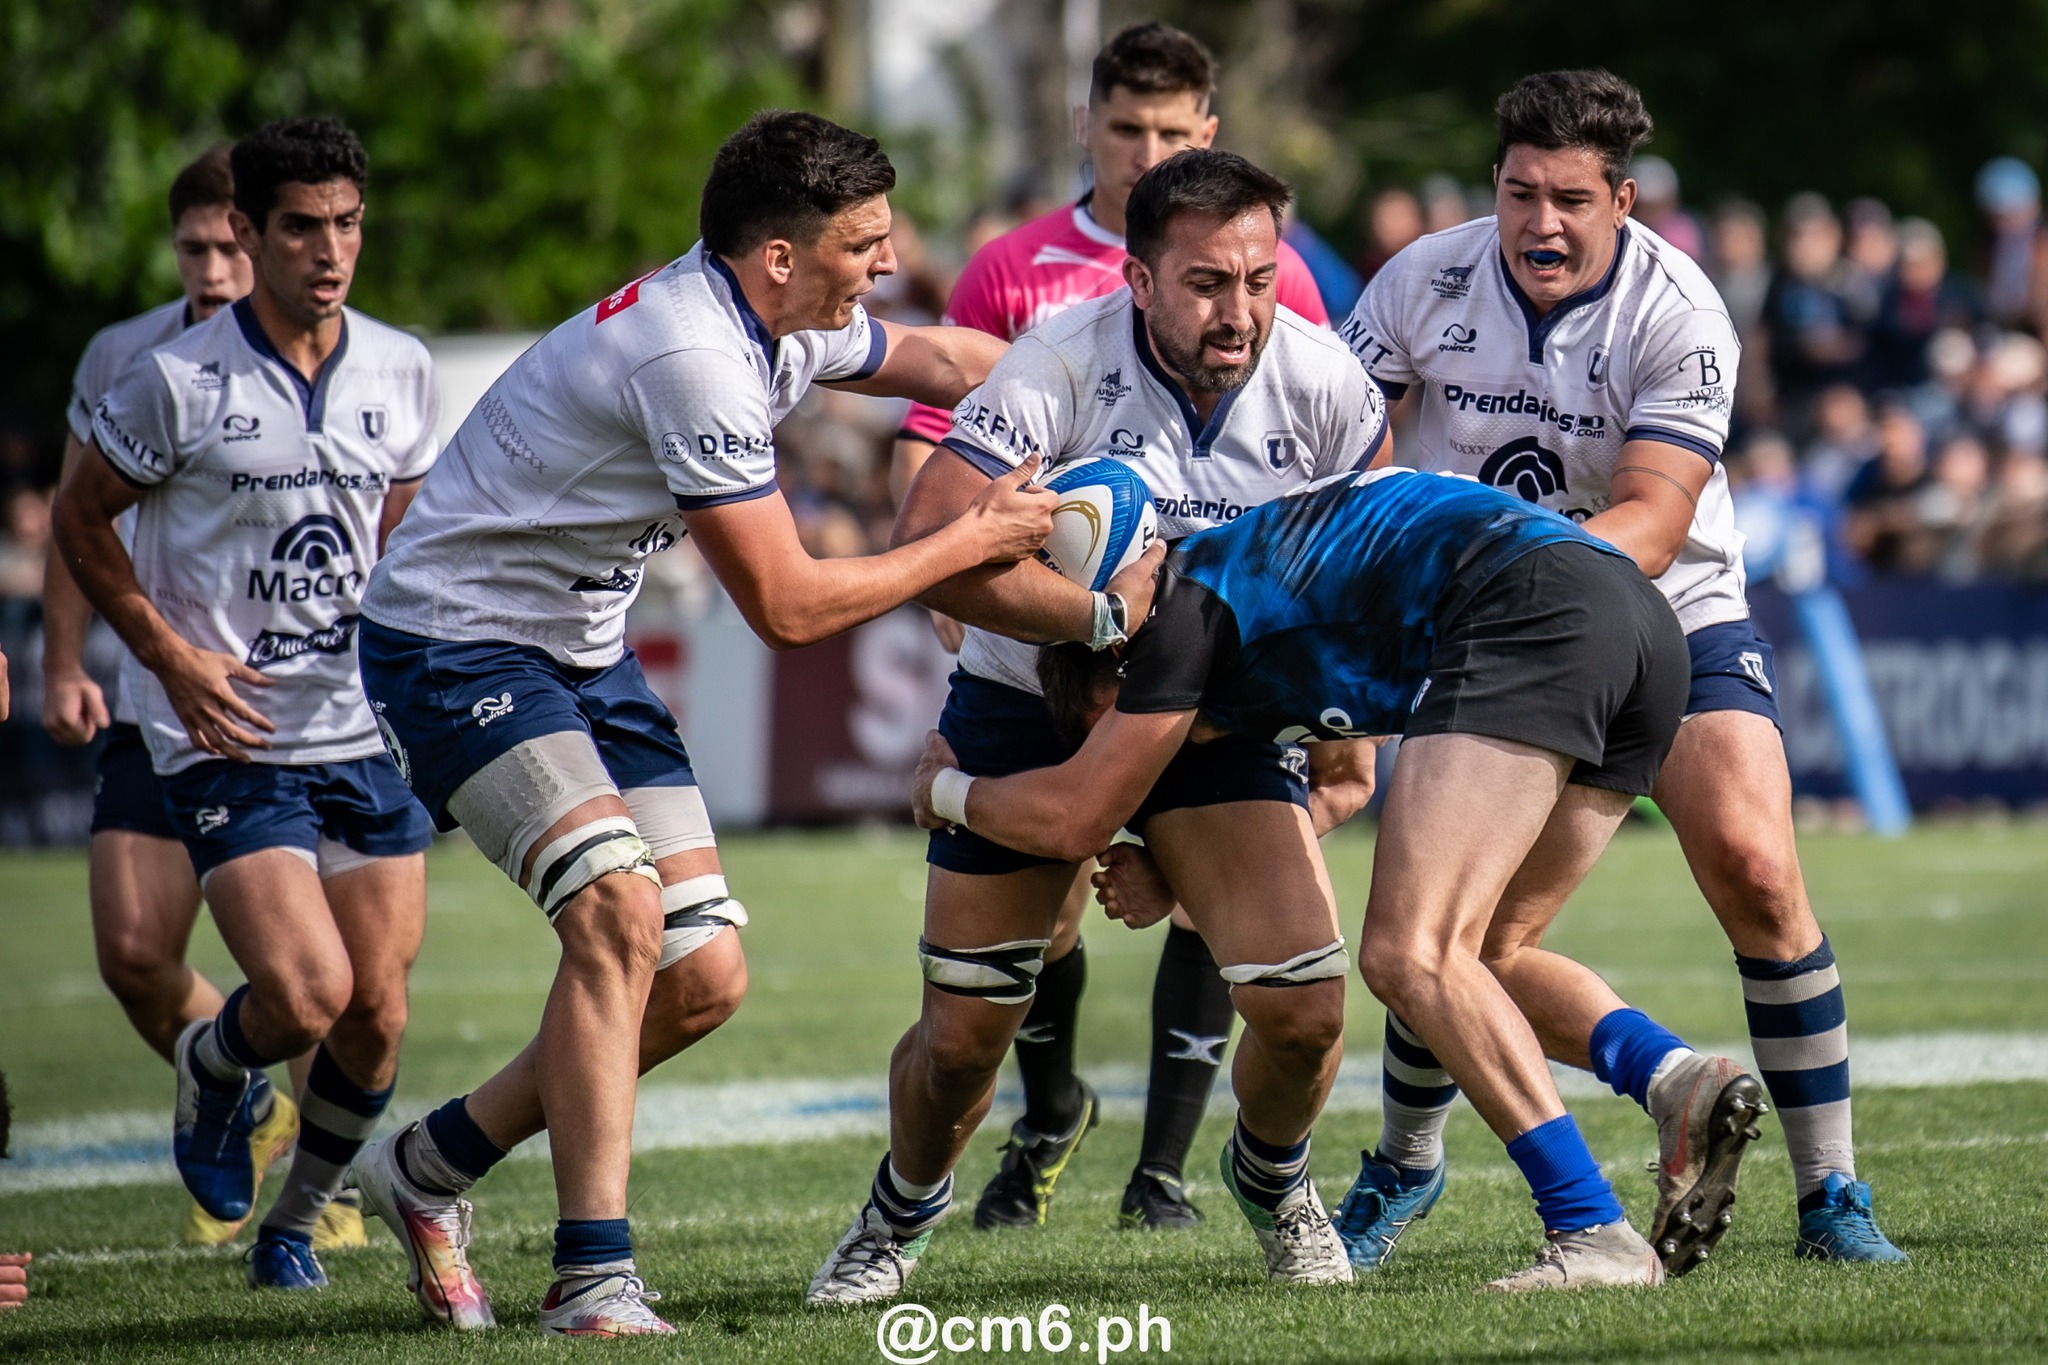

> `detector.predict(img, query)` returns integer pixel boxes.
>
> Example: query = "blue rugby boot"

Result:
[1795,1173,1908,1262]
[247,1229,329,1290]
[1333,1153,1445,1270]
[172,1019,258,1221]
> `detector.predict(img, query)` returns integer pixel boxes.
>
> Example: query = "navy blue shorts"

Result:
[357,617,698,830]
[928,670,1309,875]
[158,755,434,881]
[91,723,178,840]
[1685,619,1782,730]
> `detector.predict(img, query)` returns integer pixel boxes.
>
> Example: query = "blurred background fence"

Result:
[8,0,2048,840]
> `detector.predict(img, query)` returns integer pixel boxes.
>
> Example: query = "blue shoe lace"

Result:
[1333,1156,1443,1270]
[248,1233,328,1290]
[1798,1175,1908,1262]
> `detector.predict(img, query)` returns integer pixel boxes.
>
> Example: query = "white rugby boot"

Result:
[806,1204,928,1306]
[349,1129,495,1330]
[1484,1221,1666,1292]
[538,1262,675,1336]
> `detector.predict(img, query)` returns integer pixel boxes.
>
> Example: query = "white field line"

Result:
[7,1030,2047,1197]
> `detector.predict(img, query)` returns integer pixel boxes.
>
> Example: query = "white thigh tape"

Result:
[446,731,620,883]
[621,785,717,860]
[1218,938,1349,988]
[917,937,1052,1006]
[523,816,659,919]
[656,874,749,969]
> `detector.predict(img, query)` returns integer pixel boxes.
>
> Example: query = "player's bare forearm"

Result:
[890,435,937,508]
[893,444,1095,642]
[1580,438,1711,580]
[378,477,424,555]
[689,460,1053,651]
[41,436,98,677]
[829,322,1007,410]
[1306,737,1380,835]
[52,446,183,671]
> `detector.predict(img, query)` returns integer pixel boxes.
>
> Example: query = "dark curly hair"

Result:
[1090,22,1216,108]
[231,116,368,228]
[700,111,896,257]
[1125,149,1292,269]
[1494,70,1654,192]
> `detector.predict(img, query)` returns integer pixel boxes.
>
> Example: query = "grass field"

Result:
[3,822,2046,1363]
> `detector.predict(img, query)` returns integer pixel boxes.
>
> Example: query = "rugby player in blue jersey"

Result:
[912,467,1761,1291]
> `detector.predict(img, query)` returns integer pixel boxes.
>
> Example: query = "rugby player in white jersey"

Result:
[37,145,335,1252]
[807,150,1387,1303]
[1334,69,1904,1267]
[893,23,1334,1235]
[53,117,439,1292]
[347,112,1052,1336]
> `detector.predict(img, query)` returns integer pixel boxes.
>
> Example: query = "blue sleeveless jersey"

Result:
[1118,468,1624,741]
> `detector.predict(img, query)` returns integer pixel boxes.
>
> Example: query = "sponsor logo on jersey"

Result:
[1438,322,1478,353]
[570,566,641,594]
[1679,347,1723,387]
[686,431,772,463]
[1587,345,1610,386]
[1429,265,1475,299]
[229,466,389,493]
[247,514,362,604]
[471,692,515,726]
[1478,437,1594,519]
[245,614,360,668]
[192,361,227,393]
[1335,316,1394,371]
[194,806,231,834]
[1094,368,1133,406]
[952,403,1044,462]
[1264,431,1302,471]
[1108,427,1147,460]
[222,414,262,443]
[1440,383,1608,437]
[1154,493,1255,525]
[92,400,169,473]
[358,404,389,443]
[595,266,661,323]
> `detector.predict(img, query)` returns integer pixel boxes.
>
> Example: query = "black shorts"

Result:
[1405,541,1688,796]
[91,723,179,840]
[928,670,1307,874]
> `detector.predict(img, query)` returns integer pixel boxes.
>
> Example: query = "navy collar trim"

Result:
[704,251,777,371]
[231,297,349,431]
[1131,305,1242,456]
[1496,226,1630,363]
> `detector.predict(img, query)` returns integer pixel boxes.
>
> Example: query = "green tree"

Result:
[0,0,804,469]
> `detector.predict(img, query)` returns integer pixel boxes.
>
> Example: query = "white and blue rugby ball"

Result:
[1036,459,1158,591]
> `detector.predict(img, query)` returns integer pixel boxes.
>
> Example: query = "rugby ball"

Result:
[1036,459,1159,591]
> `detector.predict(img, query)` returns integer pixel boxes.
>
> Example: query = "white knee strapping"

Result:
[656,873,749,969]
[916,937,1053,1006]
[447,732,621,885]
[523,816,660,919]
[622,785,717,860]
[1218,938,1349,988]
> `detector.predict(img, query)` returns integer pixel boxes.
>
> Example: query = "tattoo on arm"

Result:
[1614,464,1699,509]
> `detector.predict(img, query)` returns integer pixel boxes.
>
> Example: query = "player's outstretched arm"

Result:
[1580,438,1712,579]
[40,434,111,745]
[52,446,275,760]
[685,454,1054,651]
[911,706,1195,863]
[826,321,1007,410]
[1306,737,1381,833]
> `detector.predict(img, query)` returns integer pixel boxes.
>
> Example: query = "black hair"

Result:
[1125,149,1293,268]
[1038,643,1123,744]
[1493,69,1653,193]
[231,117,367,228]
[700,111,896,257]
[1090,22,1216,108]
[168,144,234,229]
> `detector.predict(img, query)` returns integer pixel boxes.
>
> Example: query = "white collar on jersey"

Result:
[1070,197,1125,249]
[1494,225,1632,364]
[701,249,778,372]
[231,297,351,432]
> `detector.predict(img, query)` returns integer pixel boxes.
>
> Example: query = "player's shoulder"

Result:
[80,299,189,374]
[1267,304,1363,383]
[1019,287,1131,357]
[1617,221,1731,322]
[1375,216,1500,290]
[340,305,436,374]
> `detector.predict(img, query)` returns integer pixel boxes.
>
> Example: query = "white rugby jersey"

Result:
[67,298,195,725]
[92,299,439,773]
[364,244,887,667]
[943,290,1387,694]
[1341,217,1745,633]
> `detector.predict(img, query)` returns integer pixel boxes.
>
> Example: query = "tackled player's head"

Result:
[1491,70,1652,312]
[1124,150,1291,395]
[1038,642,1125,744]
[1080,24,1220,229]
[230,117,368,329]
[702,112,899,333]
[167,145,250,321]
